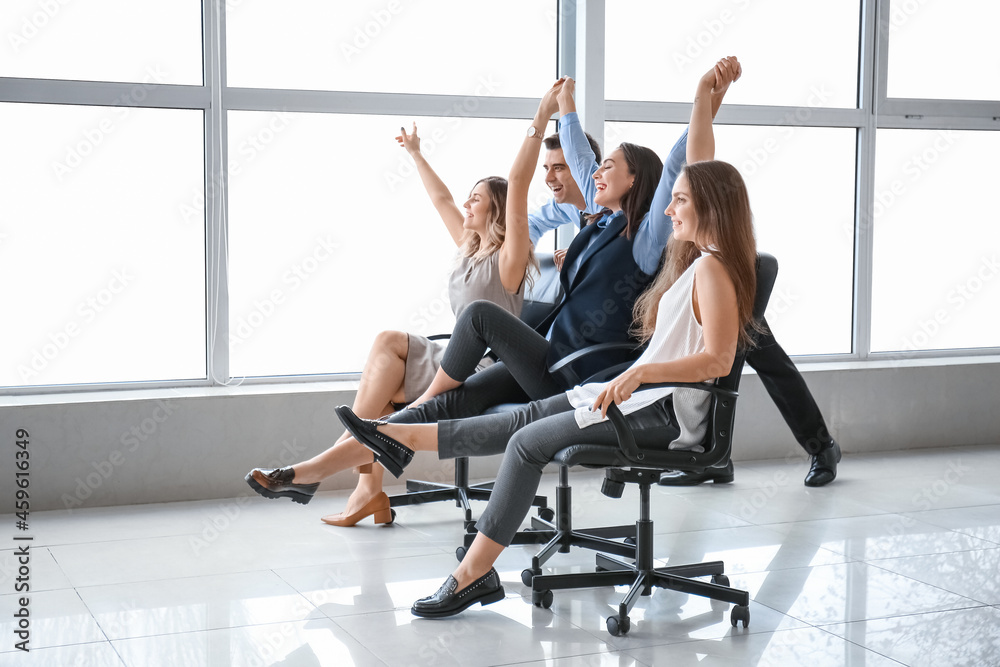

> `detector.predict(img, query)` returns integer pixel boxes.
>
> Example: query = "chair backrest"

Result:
[610,252,778,471]
[678,251,778,468]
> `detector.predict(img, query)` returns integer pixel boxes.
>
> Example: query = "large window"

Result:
[226,112,552,377]
[605,0,861,108]
[0,103,206,387]
[2,0,997,393]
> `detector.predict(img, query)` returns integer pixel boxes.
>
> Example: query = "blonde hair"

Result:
[458,176,538,290]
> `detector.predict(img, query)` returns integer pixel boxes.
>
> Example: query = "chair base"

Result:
[462,465,637,576]
[528,478,751,636]
[389,457,548,531]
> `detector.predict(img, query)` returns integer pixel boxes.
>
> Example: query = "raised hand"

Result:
[699,56,742,95]
[538,77,566,120]
[557,77,577,114]
[395,122,421,155]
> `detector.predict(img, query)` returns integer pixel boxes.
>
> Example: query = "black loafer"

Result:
[411,568,505,618]
[804,441,841,487]
[657,460,735,486]
[335,405,413,478]
[245,467,320,504]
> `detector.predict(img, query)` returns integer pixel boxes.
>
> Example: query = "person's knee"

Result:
[373,330,408,359]
[462,300,503,331]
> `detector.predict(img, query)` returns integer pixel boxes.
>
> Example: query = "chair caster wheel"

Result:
[731,604,750,628]
[606,614,630,636]
[455,546,467,562]
[712,573,730,587]
[389,509,397,523]
[521,568,539,587]
[537,507,555,522]
[624,536,636,547]
[464,520,477,532]
[532,589,553,609]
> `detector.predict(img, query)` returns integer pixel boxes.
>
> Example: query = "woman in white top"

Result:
[334,60,760,617]
[244,121,538,524]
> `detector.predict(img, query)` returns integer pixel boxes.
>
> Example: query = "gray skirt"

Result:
[403,333,493,404]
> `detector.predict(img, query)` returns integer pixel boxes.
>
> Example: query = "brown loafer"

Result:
[245,467,320,505]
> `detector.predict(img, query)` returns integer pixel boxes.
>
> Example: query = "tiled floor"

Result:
[3,444,1000,666]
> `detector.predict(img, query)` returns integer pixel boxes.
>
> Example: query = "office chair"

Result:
[525,252,778,636]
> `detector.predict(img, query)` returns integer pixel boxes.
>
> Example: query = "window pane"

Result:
[607,122,857,355]
[886,0,1000,100]
[0,103,206,387]
[871,129,1000,352]
[226,0,557,96]
[606,0,861,108]
[227,112,554,377]
[0,1,202,84]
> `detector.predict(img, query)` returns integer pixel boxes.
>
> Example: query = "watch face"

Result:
[527,126,538,137]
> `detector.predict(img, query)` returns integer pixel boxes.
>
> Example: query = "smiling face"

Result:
[665,172,700,243]
[592,147,634,211]
[543,148,584,207]
[463,181,494,234]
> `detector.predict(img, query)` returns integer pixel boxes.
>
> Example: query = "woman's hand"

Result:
[553,248,567,272]
[395,122,421,155]
[592,366,646,419]
[699,56,741,96]
[557,77,577,115]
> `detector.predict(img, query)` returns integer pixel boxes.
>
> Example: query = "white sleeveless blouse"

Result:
[564,256,712,451]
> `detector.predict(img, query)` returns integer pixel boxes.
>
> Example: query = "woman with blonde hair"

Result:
[244,119,538,525]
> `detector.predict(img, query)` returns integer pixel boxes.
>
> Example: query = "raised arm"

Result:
[688,56,741,165]
[396,123,465,247]
[500,79,564,293]
[591,256,739,417]
[555,78,600,211]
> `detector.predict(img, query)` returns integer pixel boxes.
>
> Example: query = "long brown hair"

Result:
[632,160,759,349]
[459,176,538,289]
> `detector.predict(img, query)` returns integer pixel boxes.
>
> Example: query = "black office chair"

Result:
[387,254,566,528]
[525,252,778,636]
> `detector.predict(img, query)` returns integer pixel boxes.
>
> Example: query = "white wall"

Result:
[3,358,999,512]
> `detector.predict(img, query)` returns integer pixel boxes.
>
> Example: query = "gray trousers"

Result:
[441,394,680,547]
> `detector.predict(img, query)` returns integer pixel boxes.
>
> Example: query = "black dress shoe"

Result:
[804,440,841,487]
[245,467,319,505]
[657,460,735,486]
[335,405,413,478]
[411,568,505,618]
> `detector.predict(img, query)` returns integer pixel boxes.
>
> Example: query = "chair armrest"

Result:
[547,342,642,386]
[428,333,451,341]
[603,382,737,464]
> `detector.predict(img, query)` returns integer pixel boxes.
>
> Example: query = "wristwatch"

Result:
[527,125,542,139]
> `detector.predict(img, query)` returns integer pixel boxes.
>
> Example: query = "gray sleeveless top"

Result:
[448,251,523,319]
